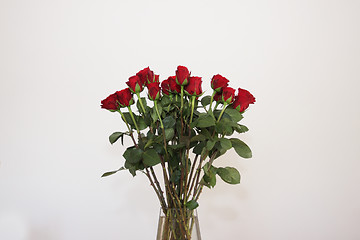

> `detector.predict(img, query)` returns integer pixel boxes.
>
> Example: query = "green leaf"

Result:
[165,128,174,141]
[201,96,212,107]
[206,139,216,151]
[201,165,217,188]
[185,200,199,210]
[142,149,161,167]
[101,167,125,177]
[235,124,249,133]
[123,147,135,161]
[128,148,143,164]
[230,138,252,158]
[225,108,243,122]
[123,147,143,164]
[196,114,215,128]
[109,132,124,144]
[137,117,147,130]
[193,141,206,155]
[160,95,171,107]
[219,138,232,150]
[163,116,176,129]
[191,134,207,142]
[217,167,241,184]
[215,119,234,135]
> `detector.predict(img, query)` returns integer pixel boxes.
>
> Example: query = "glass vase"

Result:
[156,208,202,240]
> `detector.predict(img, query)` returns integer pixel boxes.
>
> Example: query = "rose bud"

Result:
[232,88,256,112]
[221,87,236,104]
[147,82,161,101]
[211,74,229,92]
[213,92,223,102]
[168,76,181,93]
[175,65,190,86]
[136,67,154,86]
[184,76,202,96]
[116,88,134,107]
[126,75,143,93]
[161,79,171,95]
[101,92,119,111]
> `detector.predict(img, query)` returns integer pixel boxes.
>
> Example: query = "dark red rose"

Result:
[116,88,134,107]
[136,67,154,86]
[221,87,236,104]
[168,76,181,93]
[101,92,119,111]
[176,66,190,86]
[126,75,143,93]
[161,79,170,95]
[211,74,229,92]
[147,82,161,101]
[213,92,222,102]
[184,76,202,96]
[232,88,256,112]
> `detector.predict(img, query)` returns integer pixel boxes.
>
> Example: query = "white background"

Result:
[1,0,360,239]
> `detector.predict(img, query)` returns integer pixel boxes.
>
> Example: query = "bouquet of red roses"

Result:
[101,66,255,239]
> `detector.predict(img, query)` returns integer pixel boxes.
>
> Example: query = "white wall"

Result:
[1,0,360,239]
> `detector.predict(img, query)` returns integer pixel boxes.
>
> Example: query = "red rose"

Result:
[116,88,134,107]
[136,67,154,86]
[161,79,171,95]
[184,76,202,96]
[175,66,190,86]
[101,92,119,111]
[213,92,222,102]
[211,74,229,92]
[221,87,236,104]
[147,82,161,101]
[232,88,256,112]
[167,76,181,93]
[126,75,143,93]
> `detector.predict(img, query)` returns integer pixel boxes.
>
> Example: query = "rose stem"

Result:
[127,106,140,134]
[208,91,216,112]
[216,102,228,123]
[180,85,184,111]
[136,92,146,114]
[189,96,196,123]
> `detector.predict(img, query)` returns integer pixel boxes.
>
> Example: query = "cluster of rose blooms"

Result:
[101,65,255,112]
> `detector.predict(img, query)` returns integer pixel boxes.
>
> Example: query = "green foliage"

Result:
[142,149,161,167]
[101,167,125,177]
[163,116,176,129]
[230,138,252,158]
[219,138,232,150]
[224,108,243,122]
[217,167,241,184]
[165,128,174,140]
[196,114,215,128]
[185,200,199,210]
[109,132,125,145]
[201,163,217,188]
[201,95,211,107]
